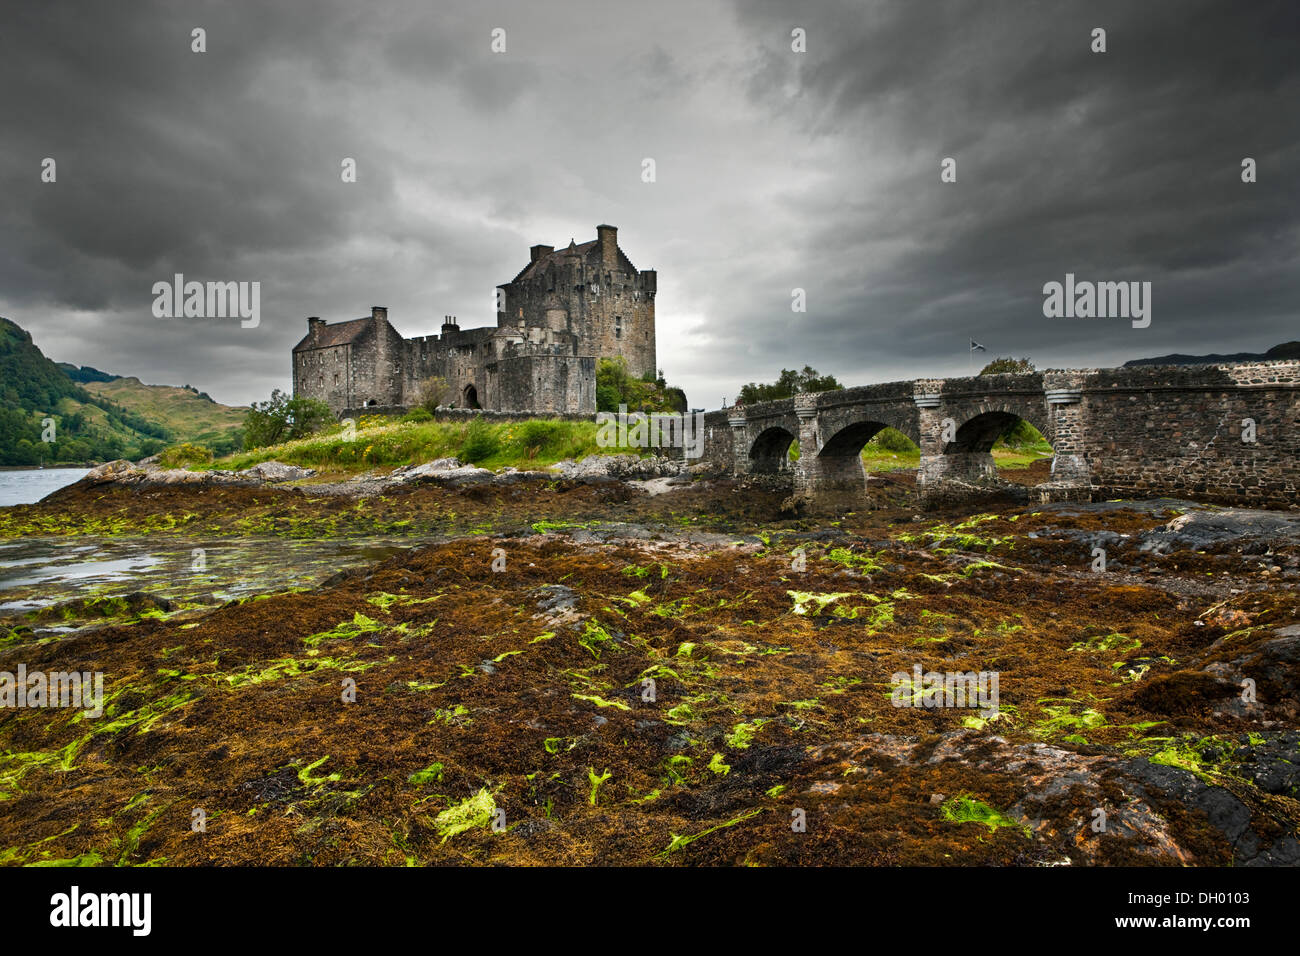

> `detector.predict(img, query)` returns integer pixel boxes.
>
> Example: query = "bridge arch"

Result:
[820,420,894,458]
[946,410,1031,454]
[749,426,796,474]
[943,400,1053,449]
[917,403,1056,507]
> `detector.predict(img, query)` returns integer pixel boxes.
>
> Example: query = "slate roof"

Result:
[292,317,372,351]
[511,239,600,283]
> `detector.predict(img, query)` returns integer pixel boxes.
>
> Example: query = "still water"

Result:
[0,468,90,507]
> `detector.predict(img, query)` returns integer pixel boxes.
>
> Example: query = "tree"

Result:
[979,357,1035,375]
[416,376,452,414]
[596,357,685,413]
[242,389,334,450]
[737,366,841,405]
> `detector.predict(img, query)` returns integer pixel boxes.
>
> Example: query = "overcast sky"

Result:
[2,0,1296,408]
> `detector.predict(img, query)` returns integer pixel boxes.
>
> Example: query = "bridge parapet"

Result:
[705,360,1300,510]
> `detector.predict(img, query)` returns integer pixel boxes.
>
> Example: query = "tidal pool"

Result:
[0,536,416,626]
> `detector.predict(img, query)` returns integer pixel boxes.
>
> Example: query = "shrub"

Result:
[979,357,1035,376]
[596,383,622,414]
[458,417,499,463]
[243,389,334,450]
[417,376,451,413]
[996,419,1045,449]
[871,427,918,453]
[402,407,434,423]
[514,419,565,459]
[158,442,213,470]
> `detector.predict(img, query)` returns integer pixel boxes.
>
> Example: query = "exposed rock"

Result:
[802,729,1300,865]
[549,455,682,481]
[83,459,137,483]
[388,459,462,482]
[237,461,316,482]
[1139,508,1300,553]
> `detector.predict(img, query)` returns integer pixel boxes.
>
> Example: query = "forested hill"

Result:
[0,316,244,465]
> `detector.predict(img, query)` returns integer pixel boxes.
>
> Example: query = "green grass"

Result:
[211,416,655,475]
[856,427,1052,472]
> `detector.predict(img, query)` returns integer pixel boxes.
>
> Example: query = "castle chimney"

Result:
[441,315,459,336]
[308,316,324,343]
[530,244,554,263]
[596,224,618,269]
[371,306,388,324]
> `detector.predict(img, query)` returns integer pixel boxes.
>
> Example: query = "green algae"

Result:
[303,611,385,647]
[822,548,886,574]
[1070,632,1142,654]
[587,767,612,805]
[940,794,1030,838]
[724,719,769,749]
[434,788,496,842]
[1031,701,1108,743]
[298,756,342,787]
[578,620,619,659]
[572,693,631,711]
[408,762,445,786]
[659,807,763,858]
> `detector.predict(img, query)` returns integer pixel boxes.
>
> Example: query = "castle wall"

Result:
[487,354,596,414]
[403,327,496,409]
[293,343,352,412]
[294,227,652,417]
[354,314,407,407]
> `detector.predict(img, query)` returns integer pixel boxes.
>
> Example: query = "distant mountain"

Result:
[1124,342,1300,367]
[0,316,245,465]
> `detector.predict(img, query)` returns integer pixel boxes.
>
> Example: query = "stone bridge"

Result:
[701,361,1300,509]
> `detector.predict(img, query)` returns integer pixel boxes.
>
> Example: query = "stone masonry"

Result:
[291,225,654,416]
[708,360,1300,510]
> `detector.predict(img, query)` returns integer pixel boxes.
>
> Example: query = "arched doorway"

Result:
[463,384,481,409]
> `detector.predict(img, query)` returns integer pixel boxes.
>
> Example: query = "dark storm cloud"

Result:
[0,0,1296,408]
[722,0,1300,383]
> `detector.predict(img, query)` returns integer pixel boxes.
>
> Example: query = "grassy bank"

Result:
[190,415,1052,478]
[212,415,654,474]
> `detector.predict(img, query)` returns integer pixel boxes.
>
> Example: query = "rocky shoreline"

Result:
[2,458,1297,867]
[78,453,704,497]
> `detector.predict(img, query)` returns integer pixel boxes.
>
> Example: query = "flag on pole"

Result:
[970,339,986,352]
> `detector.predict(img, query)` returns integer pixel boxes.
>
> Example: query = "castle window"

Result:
[615,316,622,339]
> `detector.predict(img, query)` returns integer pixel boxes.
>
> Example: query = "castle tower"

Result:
[497,224,656,378]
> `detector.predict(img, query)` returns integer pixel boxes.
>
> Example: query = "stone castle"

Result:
[292,225,656,416]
